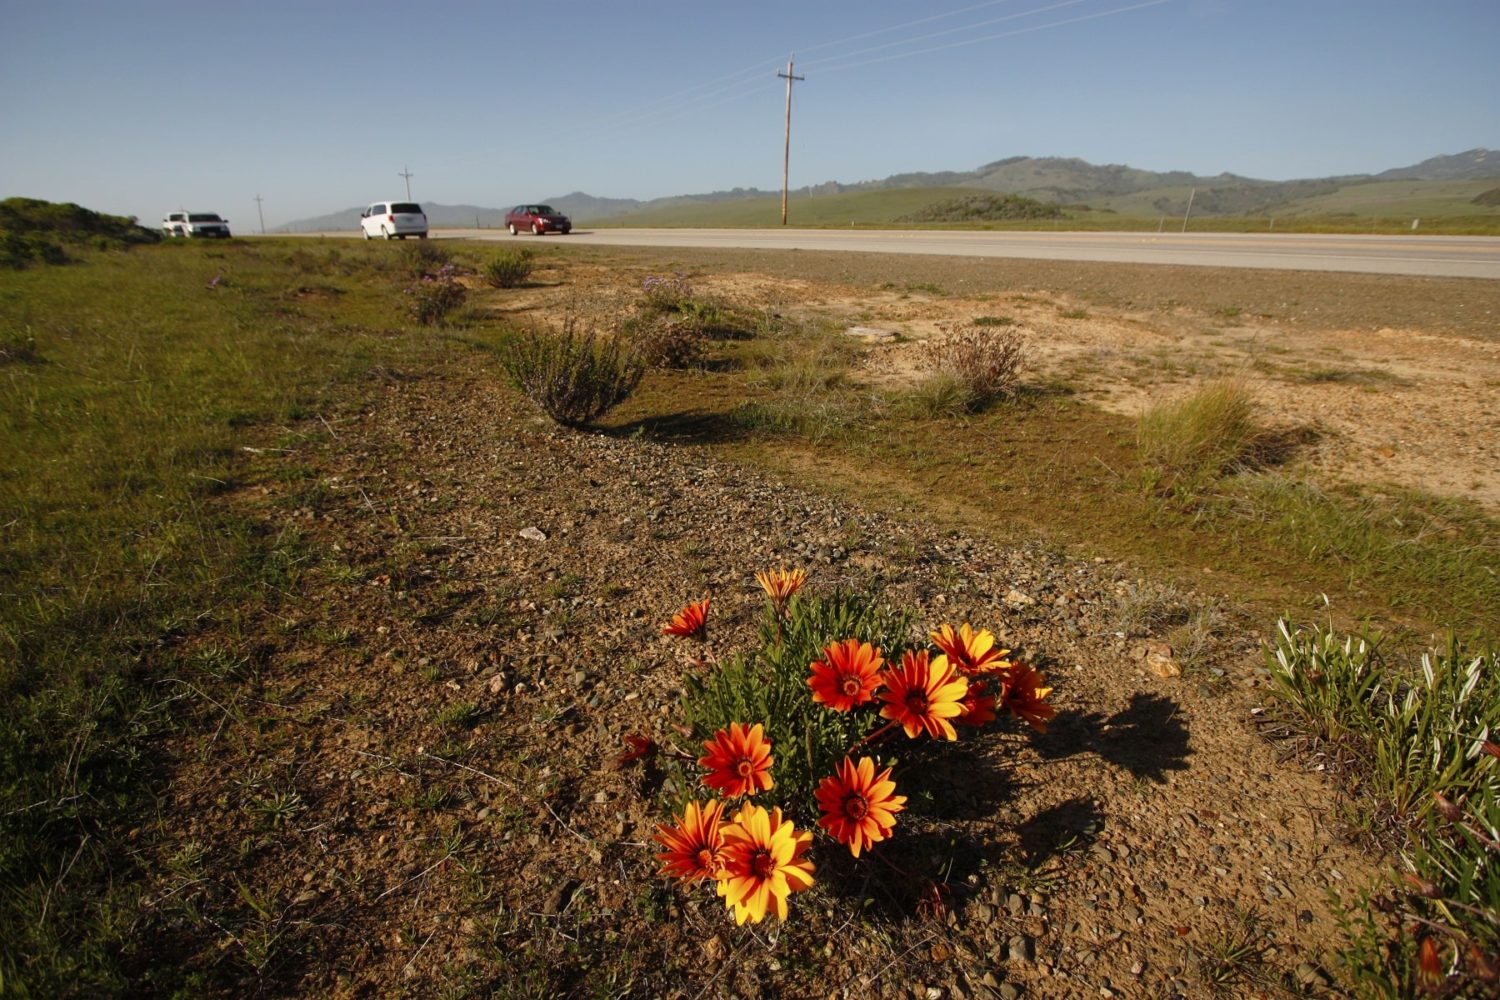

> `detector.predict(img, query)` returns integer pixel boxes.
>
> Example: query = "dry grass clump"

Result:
[919,323,1025,412]
[1137,378,1260,495]
[502,315,644,427]
[627,312,705,368]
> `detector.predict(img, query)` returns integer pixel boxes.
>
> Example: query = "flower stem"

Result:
[848,720,900,754]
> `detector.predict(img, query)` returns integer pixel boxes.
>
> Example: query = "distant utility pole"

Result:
[399,166,415,200]
[1180,186,1196,233]
[254,194,266,234]
[778,56,804,226]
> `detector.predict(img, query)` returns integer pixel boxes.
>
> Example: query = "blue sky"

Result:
[2,0,1496,228]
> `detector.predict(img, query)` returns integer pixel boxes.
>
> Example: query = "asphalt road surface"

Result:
[308,228,1500,279]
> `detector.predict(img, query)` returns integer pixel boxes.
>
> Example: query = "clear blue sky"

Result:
[2,0,1496,229]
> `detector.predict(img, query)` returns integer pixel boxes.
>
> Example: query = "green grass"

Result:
[0,237,498,993]
[1266,622,1499,997]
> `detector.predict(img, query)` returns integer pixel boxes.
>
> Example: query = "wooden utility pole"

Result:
[1180,186,1196,233]
[253,194,266,234]
[778,56,804,226]
[399,166,415,200]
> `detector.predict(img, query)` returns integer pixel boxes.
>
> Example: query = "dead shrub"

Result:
[920,323,1025,411]
[628,313,705,368]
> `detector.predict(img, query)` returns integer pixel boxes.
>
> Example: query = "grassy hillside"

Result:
[591,186,992,227]
[1273,177,1500,218]
[590,179,1500,234]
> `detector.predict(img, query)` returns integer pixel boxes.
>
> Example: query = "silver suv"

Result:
[162,212,231,238]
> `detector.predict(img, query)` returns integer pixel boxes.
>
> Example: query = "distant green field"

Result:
[1275,177,1500,218]
[591,178,1500,235]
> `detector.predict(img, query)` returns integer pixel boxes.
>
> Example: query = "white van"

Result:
[360,201,428,240]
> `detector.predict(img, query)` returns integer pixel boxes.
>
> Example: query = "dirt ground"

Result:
[498,249,1500,512]
[142,251,1498,998]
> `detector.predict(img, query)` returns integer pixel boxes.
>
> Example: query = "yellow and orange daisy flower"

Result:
[956,679,998,728]
[807,638,886,712]
[1001,662,1055,733]
[699,722,775,798]
[931,623,1011,677]
[716,802,815,924]
[654,799,726,884]
[661,597,710,639]
[878,650,969,741]
[814,756,907,858]
[755,566,807,607]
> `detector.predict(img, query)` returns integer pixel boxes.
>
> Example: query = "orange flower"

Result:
[617,732,656,765]
[1417,935,1445,995]
[807,638,885,712]
[815,756,907,858]
[1002,662,1055,733]
[654,799,726,884]
[956,679,998,728]
[716,802,815,924]
[699,722,775,798]
[662,597,710,639]
[755,566,807,606]
[878,650,969,741]
[931,623,1011,677]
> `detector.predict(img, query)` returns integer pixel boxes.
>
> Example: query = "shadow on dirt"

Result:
[1034,692,1191,783]
[605,410,752,444]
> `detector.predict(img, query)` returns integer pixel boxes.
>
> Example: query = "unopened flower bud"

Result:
[1467,945,1498,984]
[1433,793,1464,823]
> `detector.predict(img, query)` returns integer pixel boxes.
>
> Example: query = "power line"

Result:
[800,0,1093,71]
[797,0,1027,56]
[810,0,1172,76]
[571,1,1034,140]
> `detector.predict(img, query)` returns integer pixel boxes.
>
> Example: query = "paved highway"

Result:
[442,228,1500,279]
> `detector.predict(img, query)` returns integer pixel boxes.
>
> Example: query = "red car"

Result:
[505,204,572,236]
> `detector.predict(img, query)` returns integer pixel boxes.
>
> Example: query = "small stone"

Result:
[1004,589,1036,608]
[998,984,1020,1000]
[1006,893,1025,916]
[1007,935,1034,963]
[1295,963,1331,988]
[519,526,547,542]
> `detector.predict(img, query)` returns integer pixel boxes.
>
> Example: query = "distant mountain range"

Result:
[278,149,1498,231]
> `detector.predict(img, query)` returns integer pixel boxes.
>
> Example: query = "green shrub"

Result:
[0,328,40,365]
[1136,378,1259,495]
[641,274,694,313]
[502,316,644,427]
[404,265,467,325]
[919,323,1025,412]
[482,248,534,288]
[402,240,453,278]
[898,193,1062,223]
[0,231,69,269]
